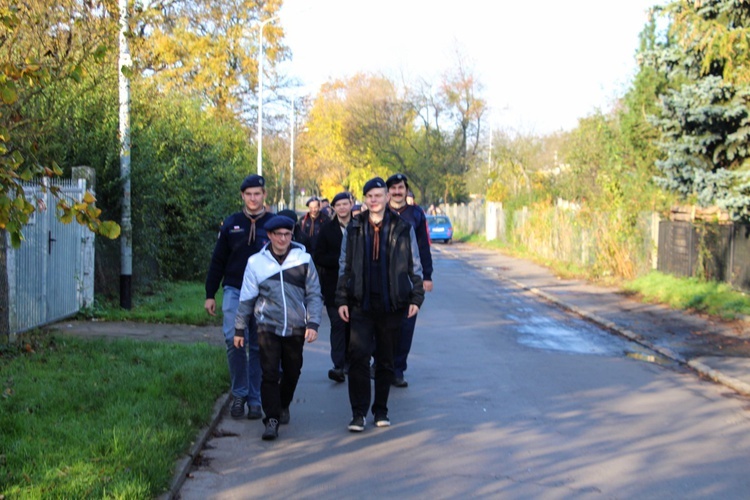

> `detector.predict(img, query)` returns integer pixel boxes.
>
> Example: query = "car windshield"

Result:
[428,216,450,226]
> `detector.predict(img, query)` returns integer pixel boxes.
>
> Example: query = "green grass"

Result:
[0,332,227,498]
[80,281,222,326]
[459,233,750,320]
[624,271,750,320]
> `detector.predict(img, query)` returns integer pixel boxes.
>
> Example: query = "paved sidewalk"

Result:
[439,243,750,395]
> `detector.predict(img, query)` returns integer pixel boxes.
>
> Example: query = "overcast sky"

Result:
[277,0,662,135]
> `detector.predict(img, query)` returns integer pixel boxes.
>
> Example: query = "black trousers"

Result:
[347,302,404,417]
[327,305,350,369]
[258,331,305,422]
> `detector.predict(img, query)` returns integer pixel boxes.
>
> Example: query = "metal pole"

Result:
[256,16,278,176]
[118,0,132,309]
[290,98,295,211]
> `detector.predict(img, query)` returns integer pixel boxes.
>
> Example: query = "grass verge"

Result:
[0,332,227,498]
[624,271,750,320]
[458,233,750,320]
[80,281,222,326]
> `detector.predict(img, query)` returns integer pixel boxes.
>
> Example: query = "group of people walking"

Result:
[205,172,433,440]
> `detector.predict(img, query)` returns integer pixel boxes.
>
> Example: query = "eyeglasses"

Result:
[270,231,293,238]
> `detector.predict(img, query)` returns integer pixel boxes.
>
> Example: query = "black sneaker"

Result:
[374,413,391,427]
[247,404,262,420]
[328,368,345,383]
[392,377,408,388]
[279,407,290,425]
[262,418,279,440]
[230,396,246,419]
[348,414,365,432]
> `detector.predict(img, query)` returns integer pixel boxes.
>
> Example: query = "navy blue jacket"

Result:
[391,204,433,281]
[314,216,348,307]
[205,211,276,298]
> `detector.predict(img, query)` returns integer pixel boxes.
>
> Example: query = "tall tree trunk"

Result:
[0,229,10,343]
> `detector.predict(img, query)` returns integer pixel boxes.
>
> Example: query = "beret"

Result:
[277,209,298,223]
[352,204,362,212]
[265,215,295,232]
[363,177,386,195]
[386,173,408,189]
[331,192,352,206]
[240,174,265,191]
[306,196,320,206]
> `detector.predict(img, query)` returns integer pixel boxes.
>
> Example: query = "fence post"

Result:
[73,167,95,308]
[651,212,660,270]
[486,202,498,241]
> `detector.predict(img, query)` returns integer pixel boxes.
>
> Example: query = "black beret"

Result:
[265,215,295,232]
[277,209,298,223]
[386,173,408,189]
[352,203,362,212]
[363,177,386,195]
[240,174,265,191]
[306,196,320,206]
[331,192,351,206]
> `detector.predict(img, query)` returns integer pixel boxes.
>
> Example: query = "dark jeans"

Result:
[393,312,418,378]
[258,331,305,421]
[348,302,404,417]
[327,305,350,369]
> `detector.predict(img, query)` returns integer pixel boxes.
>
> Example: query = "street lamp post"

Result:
[256,15,278,176]
[289,97,295,210]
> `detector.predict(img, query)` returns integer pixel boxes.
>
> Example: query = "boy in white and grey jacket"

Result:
[234,215,323,441]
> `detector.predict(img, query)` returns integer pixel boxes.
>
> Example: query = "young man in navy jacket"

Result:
[205,174,275,420]
[386,173,433,387]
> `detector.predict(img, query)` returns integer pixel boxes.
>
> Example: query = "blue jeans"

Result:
[222,286,261,406]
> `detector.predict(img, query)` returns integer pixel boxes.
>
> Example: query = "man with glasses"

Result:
[234,215,323,441]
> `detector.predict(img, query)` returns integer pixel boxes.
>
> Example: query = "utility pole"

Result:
[256,16,278,176]
[118,0,132,309]
[289,97,295,211]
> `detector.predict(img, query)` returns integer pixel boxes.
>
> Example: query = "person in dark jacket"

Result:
[336,177,424,432]
[299,196,325,253]
[234,215,323,441]
[314,191,353,383]
[205,174,275,421]
[386,173,433,387]
[278,209,312,253]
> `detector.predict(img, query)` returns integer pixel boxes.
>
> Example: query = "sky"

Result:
[278,0,662,135]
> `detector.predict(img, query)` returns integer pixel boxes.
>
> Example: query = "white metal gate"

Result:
[6,179,95,337]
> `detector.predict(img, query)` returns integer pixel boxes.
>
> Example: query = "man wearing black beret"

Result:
[205,174,275,421]
[386,173,433,388]
[234,215,322,441]
[336,177,424,432]
[314,192,353,383]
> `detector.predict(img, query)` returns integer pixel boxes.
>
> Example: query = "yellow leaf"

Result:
[83,191,96,204]
[99,221,121,239]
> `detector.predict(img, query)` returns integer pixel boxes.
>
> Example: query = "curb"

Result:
[440,246,750,398]
[159,392,231,500]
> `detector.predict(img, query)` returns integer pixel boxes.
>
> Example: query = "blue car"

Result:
[426,214,453,244]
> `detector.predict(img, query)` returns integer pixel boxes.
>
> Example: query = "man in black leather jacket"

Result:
[335,177,424,432]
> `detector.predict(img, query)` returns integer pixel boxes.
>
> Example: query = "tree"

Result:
[130,0,290,119]
[1,2,120,248]
[646,1,750,219]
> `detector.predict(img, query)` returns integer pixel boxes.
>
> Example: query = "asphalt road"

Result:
[175,245,750,499]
